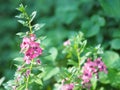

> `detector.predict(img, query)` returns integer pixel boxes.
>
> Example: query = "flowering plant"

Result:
[3,4,107,90]
[54,32,107,90]
[3,4,45,90]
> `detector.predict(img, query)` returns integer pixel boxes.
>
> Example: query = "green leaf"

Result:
[16,4,26,12]
[102,51,119,68]
[3,80,16,90]
[45,47,58,61]
[55,0,79,24]
[14,57,23,62]
[82,15,105,37]
[95,44,103,54]
[34,79,43,85]
[15,13,25,19]
[80,52,92,65]
[91,75,97,90]
[16,32,27,38]
[81,40,87,47]
[110,39,120,50]
[112,29,120,38]
[67,59,78,66]
[80,40,87,53]
[18,20,25,24]
[17,85,25,90]
[49,47,58,61]
[68,66,77,72]
[43,67,59,80]
[33,24,45,31]
[111,58,120,71]
[86,25,100,37]
[99,72,110,84]
[30,11,37,22]
[108,69,120,87]
[0,77,5,86]
[99,0,120,19]
[59,67,71,78]
[91,15,105,27]
[17,20,28,26]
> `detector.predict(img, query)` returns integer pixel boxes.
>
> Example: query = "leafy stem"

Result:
[25,59,34,90]
[25,17,33,89]
[77,48,81,73]
[28,20,32,34]
[16,4,34,34]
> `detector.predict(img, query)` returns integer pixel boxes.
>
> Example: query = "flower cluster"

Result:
[81,58,107,89]
[20,34,42,64]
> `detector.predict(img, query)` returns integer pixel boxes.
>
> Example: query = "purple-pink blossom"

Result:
[82,70,92,84]
[83,59,97,73]
[20,34,42,64]
[81,58,107,89]
[20,37,30,53]
[30,34,36,41]
[94,58,107,74]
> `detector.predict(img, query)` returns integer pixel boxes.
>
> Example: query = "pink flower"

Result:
[61,83,74,90]
[30,42,42,58]
[24,47,42,64]
[83,58,97,73]
[20,34,36,53]
[81,57,107,89]
[82,70,92,84]
[30,34,36,41]
[94,58,107,74]
[20,37,30,53]
[20,34,42,64]
[24,49,32,64]
[63,40,71,46]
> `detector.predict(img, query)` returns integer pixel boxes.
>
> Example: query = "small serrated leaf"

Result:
[18,20,28,26]
[67,59,78,66]
[30,11,37,22]
[14,57,23,62]
[16,32,26,37]
[16,4,26,12]
[82,40,87,47]
[33,24,45,31]
[34,79,43,85]
[0,77,5,86]
[15,13,25,19]
[18,20,25,25]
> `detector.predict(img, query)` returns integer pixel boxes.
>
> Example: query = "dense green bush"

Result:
[0,0,120,90]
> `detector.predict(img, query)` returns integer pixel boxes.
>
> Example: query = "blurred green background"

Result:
[0,0,120,90]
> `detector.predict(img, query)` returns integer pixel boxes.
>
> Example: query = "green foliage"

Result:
[102,51,119,68]
[81,15,105,37]
[110,39,120,50]
[99,0,120,19]
[101,51,120,88]
[0,0,120,90]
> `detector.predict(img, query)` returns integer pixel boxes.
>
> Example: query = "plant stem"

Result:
[25,59,34,90]
[25,18,33,89]
[28,21,32,34]
[77,49,81,71]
